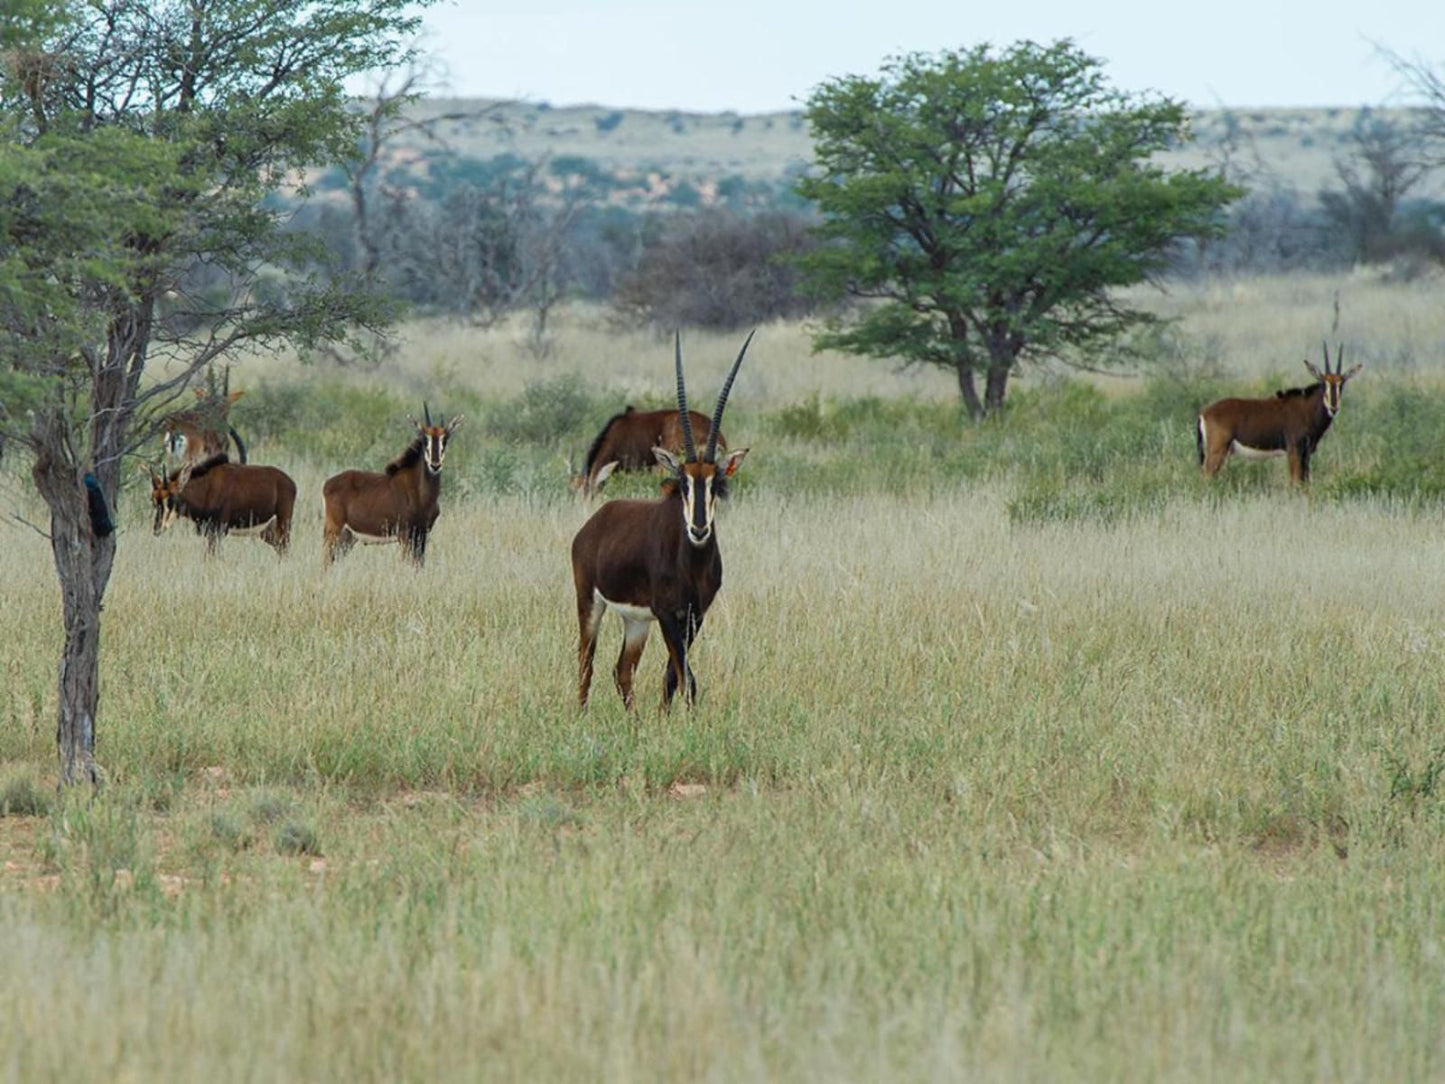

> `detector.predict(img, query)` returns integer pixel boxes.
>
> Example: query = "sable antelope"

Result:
[572,406,725,497]
[1197,341,1362,484]
[163,377,248,466]
[147,454,296,556]
[321,405,463,568]
[571,332,752,710]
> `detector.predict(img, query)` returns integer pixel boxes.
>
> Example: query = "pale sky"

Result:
[412,0,1441,113]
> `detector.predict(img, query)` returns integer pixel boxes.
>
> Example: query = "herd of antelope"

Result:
[142,336,1359,709]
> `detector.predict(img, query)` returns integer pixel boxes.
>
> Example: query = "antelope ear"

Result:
[193,388,208,400]
[593,461,620,488]
[721,447,749,477]
[407,415,421,430]
[226,390,245,405]
[1341,364,1363,381]
[445,414,465,434]
[653,446,681,472]
[1303,359,1324,380]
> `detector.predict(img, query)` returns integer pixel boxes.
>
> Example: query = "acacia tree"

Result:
[796,41,1241,417]
[0,0,427,785]
[1319,110,1429,262]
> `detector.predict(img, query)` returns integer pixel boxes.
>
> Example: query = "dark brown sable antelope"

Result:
[321,405,463,568]
[572,406,725,497]
[147,454,296,556]
[571,332,753,710]
[163,380,248,466]
[1197,342,1362,483]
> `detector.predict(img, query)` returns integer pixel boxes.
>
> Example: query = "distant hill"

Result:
[386,99,1443,208]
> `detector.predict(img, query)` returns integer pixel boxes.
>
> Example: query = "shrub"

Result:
[614,209,824,330]
[0,774,49,817]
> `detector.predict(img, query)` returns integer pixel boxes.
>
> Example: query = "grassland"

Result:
[4,271,1445,1080]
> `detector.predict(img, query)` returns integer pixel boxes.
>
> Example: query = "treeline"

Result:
[287,148,820,337]
[1179,109,1445,276]
[268,107,1445,336]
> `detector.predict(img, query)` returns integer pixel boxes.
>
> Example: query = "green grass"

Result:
[5,296,1445,1079]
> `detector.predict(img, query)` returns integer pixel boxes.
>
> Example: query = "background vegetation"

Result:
[3,272,1445,1078]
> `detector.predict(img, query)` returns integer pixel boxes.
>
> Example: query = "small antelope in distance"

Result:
[571,332,752,710]
[147,454,296,556]
[163,372,248,467]
[571,406,725,497]
[1198,341,1362,484]
[321,404,463,568]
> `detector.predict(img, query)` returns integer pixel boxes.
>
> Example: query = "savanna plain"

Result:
[4,272,1445,1081]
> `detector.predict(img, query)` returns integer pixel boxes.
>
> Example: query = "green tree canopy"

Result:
[796,40,1242,417]
[0,0,428,784]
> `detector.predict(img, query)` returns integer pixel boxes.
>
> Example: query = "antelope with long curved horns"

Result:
[147,454,296,556]
[1197,341,1362,484]
[163,369,248,467]
[321,404,463,568]
[571,406,725,497]
[571,332,753,710]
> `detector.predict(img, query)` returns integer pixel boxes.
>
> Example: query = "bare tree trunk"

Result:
[985,361,1011,414]
[25,305,141,788]
[955,364,984,419]
[31,428,116,787]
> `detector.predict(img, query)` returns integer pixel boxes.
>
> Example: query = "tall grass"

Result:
[4,276,1445,1080]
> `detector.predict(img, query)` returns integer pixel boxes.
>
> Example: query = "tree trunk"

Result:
[985,362,1011,414]
[954,363,984,419]
[32,436,116,787]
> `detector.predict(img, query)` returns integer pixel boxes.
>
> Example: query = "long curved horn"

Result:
[706,329,755,462]
[423,402,432,427]
[1322,340,1332,376]
[1335,343,1344,373]
[675,331,696,463]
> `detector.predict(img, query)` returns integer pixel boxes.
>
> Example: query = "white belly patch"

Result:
[595,590,654,623]
[1231,441,1285,460]
[348,528,399,545]
[229,516,277,537]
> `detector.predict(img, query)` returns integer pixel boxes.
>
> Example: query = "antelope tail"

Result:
[229,425,248,464]
[1195,416,1205,466]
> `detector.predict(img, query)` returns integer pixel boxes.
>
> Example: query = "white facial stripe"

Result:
[683,473,714,544]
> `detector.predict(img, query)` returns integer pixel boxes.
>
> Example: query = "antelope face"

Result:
[1304,345,1363,418]
[656,447,749,548]
[412,414,464,475]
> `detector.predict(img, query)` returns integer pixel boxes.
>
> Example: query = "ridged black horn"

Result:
[1321,340,1332,376]
[706,329,755,462]
[675,332,696,462]
[1336,343,1344,373]
[423,401,432,427]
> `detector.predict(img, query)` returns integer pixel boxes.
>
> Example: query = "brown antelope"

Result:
[571,332,752,710]
[1198,342,1362,484]
[147,454,296,556]
[572,406,725,497]
[321,405,463,568]
[163,380,248,466]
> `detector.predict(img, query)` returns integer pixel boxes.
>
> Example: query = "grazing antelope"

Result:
[321,405,463,568]
[1198,341,1362,484]
[147,454,296,556]
[571,332,752,710]
[163,378,248,466]
[572,406,725,497]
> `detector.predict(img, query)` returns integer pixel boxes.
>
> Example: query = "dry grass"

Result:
[5,273,1445,1080]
